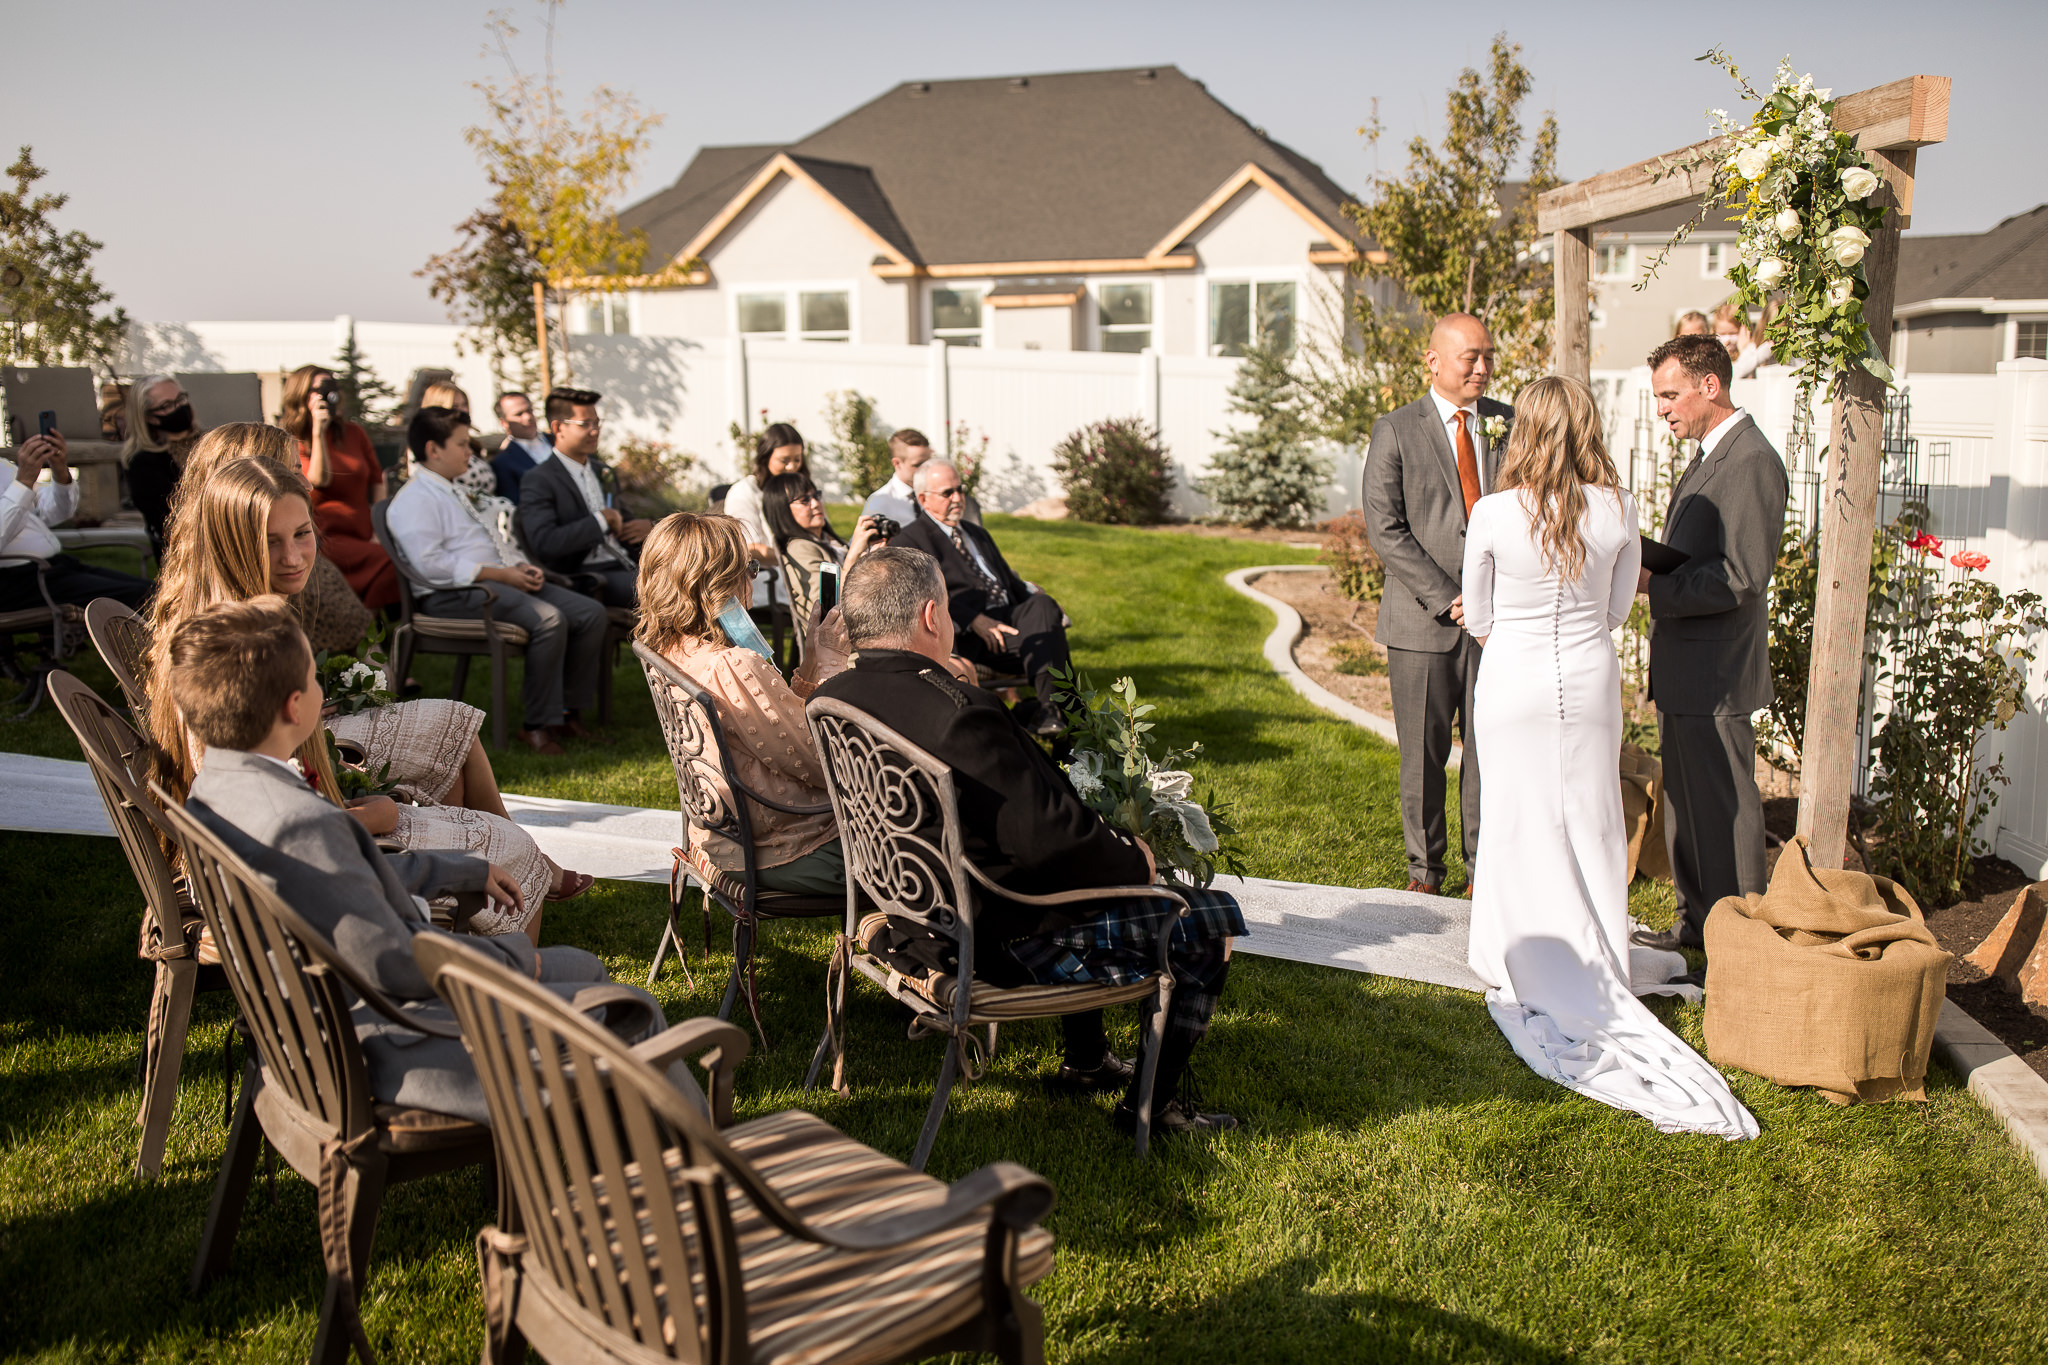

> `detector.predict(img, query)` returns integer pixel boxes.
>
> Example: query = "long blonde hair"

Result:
[635,513,753,656]
[1494,376,1622,583]
[119,374,181,462]
[146,457,342,803]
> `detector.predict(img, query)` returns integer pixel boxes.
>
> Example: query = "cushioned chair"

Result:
[0,557,87,719]
[48,670,229,1178]
[414,933,1057,1365]
[803,696,1185,1169]
[635,641,842,1045]
[370,499,531,750]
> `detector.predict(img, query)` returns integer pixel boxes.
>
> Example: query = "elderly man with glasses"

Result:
[891,459,1073,735]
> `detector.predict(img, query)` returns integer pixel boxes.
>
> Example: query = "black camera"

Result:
[314,378,343,414]
[868,515,901,541]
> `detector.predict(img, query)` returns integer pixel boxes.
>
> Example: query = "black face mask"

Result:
[153,403,195,434]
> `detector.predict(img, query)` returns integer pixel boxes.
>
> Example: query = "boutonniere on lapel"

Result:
[1483,414,1509,446]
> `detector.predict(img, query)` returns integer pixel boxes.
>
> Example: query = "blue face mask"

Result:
[717,598,776,661]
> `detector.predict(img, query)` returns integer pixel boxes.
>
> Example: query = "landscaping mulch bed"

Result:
[1248,568,1397,725]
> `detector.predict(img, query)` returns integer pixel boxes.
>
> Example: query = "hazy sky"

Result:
[6,0,2040,324]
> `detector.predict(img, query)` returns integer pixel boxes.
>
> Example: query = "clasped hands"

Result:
[480,563,547,593]
[602,506,653,546]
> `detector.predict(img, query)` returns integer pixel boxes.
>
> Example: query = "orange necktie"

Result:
[1454,410,1482,518]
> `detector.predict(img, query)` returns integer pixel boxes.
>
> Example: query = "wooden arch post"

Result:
[1536,75,1950,869]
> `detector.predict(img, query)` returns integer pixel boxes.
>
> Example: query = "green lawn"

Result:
[2,516,2044,1363]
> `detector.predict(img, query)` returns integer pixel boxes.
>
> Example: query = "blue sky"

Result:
[5,0,2039,323]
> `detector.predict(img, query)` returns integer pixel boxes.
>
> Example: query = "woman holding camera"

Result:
[284,364,398,610]
[761,471,883,634]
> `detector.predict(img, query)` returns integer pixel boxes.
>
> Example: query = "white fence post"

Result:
[927,340,951,438]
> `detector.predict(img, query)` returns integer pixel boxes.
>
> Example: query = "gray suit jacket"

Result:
[1363,393,1512,652]
[1645,414,1790,716]
[186,750,625,1122]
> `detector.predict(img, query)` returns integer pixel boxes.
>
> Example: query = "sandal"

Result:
[547,870,595,903]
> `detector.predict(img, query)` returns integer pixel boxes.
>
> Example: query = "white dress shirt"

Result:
[921,508,1005,586]
[0,470,76,565]
[1697,406,1749,460]
[506,434,553,463]
[1429,388,1490,495]
[550,450,629,565]
[385,467,513,592]
[863,475,918,529]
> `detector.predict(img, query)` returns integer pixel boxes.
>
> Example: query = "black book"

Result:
[1640,536,1689,574]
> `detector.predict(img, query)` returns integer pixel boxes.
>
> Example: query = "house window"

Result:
[570,295,631,335]
[2018,320,2048,360]
[800,291,850,342]
[1596,244,1632,278]
[736,292,787,336]
[1209,280,1297,357]
[1702,243,1727,278]
[931,287,983,346]
[1097,283,1153,353]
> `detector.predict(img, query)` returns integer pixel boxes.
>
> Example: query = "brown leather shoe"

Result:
[550,717,604,743]
[1404,878,1441,895]
[515,728,565,756]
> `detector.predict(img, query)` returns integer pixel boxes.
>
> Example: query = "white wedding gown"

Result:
[1463,486,1757,1140]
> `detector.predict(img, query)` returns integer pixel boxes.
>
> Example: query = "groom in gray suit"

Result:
[168,601,660,1123]
[1638,334,1789,971]
[1363,313,1512,894]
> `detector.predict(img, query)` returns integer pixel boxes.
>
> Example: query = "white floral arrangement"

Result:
[318,619,395,717]
[1483,414,1509,447]
[1641,50,1895,398]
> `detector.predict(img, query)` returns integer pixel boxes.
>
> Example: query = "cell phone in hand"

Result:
[817,562,840,615]
[37,411,58,439]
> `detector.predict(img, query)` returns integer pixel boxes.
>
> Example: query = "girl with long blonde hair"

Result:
[1457,373,1757,1139]
[146,456,590,939]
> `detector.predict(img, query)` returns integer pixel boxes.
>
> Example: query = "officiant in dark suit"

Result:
[891,459,1073,736]
[1637,334,1789,978]
[1363,313,1511,895]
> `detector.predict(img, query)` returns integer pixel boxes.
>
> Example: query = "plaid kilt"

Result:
[1001,884,1245,1038]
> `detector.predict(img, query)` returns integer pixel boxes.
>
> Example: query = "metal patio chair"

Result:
[802,696,1185,1169]
[0,557,87,719]
[635,641,841,1044]
[414,933,1057,1365]
[84,595,154,719]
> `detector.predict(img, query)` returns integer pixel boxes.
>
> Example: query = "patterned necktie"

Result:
[949,525,1008,610]
[1453,410,1482,518]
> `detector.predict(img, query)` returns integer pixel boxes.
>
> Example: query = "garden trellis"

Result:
[1538,73,1949,870]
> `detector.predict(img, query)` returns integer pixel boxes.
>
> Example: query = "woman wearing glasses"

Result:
[120,376,208,552]
[760,472,884,634]
[723,422,808,567]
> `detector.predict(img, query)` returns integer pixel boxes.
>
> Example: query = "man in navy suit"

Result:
[490,392,551,504]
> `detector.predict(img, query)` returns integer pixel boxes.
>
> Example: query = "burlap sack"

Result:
[1620,742,1671,884]
[1703,835,1951,1104]
[1965,882,2048,1007]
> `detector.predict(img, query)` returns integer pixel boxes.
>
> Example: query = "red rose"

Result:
[1906,530,1943,555]
[1951,550,1989,572]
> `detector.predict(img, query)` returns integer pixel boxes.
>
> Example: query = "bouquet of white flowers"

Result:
[318,619,394,717]
[1050,668,1246,889]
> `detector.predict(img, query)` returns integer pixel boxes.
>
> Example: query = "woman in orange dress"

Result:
[282,364,398,610]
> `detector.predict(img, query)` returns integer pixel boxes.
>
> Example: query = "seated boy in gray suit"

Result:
[170,599,660,1124]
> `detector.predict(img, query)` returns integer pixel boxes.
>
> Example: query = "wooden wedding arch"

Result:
[1537,74,1951,870]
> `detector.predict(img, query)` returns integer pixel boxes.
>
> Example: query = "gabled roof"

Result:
[1896,204,2048,307]
[621,65,1365,276]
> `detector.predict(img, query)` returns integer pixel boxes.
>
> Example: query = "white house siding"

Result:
[1590,239,1740,370]
[990,305,1076,351]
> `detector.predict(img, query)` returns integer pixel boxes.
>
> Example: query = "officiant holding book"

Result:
[1637,334,1789,978]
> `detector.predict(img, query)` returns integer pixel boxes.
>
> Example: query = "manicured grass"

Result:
[3,515,2045,1363]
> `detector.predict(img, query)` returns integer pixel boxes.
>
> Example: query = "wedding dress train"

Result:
[1463,485,1757,1140]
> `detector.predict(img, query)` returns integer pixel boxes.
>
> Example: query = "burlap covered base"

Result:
[1620,742,1670,884]
[1703,835,1951,1104]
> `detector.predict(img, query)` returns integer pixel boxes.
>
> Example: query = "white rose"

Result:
[1774,208,1801,240]
[1840,165,1880,200]
[1774,128,1797,155]
[1827,225,1870,268]
[1754,257,1788,288]
[1734,144,1773,182]
[1826,278,1855,308]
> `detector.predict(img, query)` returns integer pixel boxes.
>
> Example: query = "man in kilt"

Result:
[817,547,1243,1137]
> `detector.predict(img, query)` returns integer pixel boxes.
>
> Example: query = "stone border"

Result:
[1227,564,2048,1181]
[1225,564,1459,769]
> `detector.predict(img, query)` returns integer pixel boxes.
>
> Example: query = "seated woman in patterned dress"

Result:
[145,455,592,941]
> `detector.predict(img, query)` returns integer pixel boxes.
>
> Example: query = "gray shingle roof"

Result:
[1896,204,2048,305]
[620,65,1362,271]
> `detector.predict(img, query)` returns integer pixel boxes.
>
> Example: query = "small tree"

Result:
[330,331,402,428]
[0,147,127,373]
[1197,345,1331,528]
[1052,418,1174,525]
[818,390,892,500]
[420,209,545,391]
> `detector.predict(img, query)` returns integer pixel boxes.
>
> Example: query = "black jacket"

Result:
[517,452,630,574]
[891,511,1030,630]
[813,649,1148,944]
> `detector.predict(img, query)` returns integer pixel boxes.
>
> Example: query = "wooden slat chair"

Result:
[84,595,154,718]
[47,670,229,1178]
[150,792,498,1365]
[635,642,841,1044]
[802,697,1186,1168]
[370,500,530,750]
[414,933,1058,1365]
[0,557,88,719]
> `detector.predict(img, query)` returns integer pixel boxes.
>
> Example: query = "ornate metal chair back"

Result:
[415,934,751,1363]
[84,597,155,721]
[634,641,760,866]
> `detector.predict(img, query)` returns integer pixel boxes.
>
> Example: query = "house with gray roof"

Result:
[1890,204,2048,373]
[584,66,1368,357]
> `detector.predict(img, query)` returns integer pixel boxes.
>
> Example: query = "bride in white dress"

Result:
[1461,377,1756,1140]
